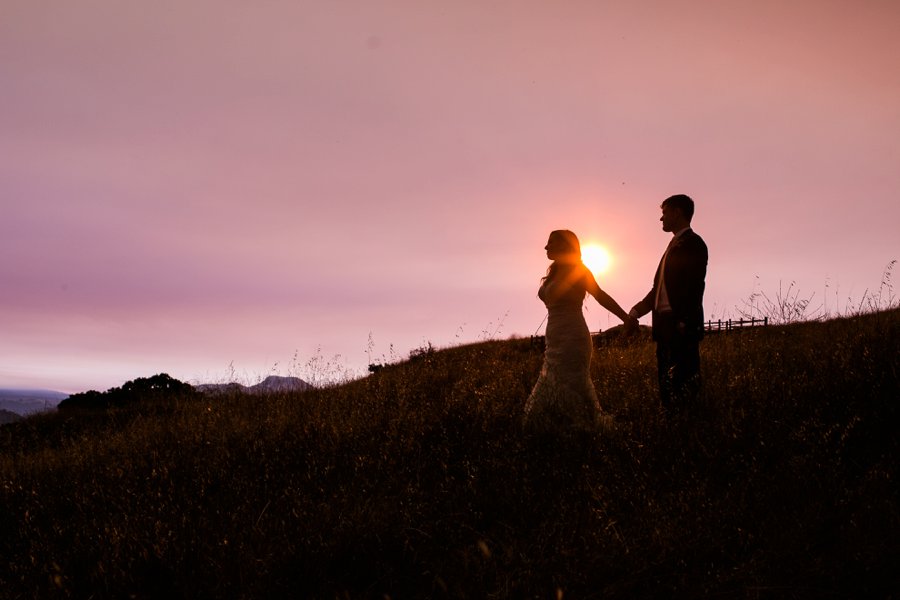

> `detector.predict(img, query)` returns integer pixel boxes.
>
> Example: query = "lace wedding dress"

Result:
[524,277,601,434]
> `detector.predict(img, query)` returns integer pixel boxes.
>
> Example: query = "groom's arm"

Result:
[629,288,655,319]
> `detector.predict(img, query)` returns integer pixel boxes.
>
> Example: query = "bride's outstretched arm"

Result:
[584,270,631,323]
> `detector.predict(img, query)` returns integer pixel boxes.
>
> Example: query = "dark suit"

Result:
[634,229,708,413]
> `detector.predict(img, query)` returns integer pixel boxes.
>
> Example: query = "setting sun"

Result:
[581,244,612,275]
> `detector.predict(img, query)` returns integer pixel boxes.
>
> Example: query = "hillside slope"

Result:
[1,309,898,598]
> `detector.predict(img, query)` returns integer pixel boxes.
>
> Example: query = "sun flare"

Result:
[581,243,612,275]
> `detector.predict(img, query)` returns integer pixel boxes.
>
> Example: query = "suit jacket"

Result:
[636,229,708,341]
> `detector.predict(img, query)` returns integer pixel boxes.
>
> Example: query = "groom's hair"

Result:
[662,194,694,222]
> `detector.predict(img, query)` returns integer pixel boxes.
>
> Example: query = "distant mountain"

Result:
[0,389,68,416]
[249,375,313,394]
[194,376,312,396]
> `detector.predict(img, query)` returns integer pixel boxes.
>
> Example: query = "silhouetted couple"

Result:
[524,194,708,435]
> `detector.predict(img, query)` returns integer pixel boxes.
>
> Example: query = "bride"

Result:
[524,230,633,434]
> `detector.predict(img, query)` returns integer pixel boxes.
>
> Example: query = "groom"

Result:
[629,194,708,415]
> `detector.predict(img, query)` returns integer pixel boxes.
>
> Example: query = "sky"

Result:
[2,0,898,393]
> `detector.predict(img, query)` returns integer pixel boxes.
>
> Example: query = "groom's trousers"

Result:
[654,312,701,414]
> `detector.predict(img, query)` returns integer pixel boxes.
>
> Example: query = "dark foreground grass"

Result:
[1,310,899,598]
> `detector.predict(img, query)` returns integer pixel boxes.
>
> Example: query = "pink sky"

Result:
[2,0,899,392]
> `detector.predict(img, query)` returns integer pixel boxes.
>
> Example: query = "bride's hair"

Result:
[542,229,582,284]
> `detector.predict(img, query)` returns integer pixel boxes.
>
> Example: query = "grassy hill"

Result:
[1,310,898,598]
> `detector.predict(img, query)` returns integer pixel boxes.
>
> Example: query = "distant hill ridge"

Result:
[195,375,313,395]
[56,374,314,411]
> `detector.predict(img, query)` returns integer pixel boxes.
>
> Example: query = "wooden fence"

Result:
[704,317,768,333]
[530,317,769,351]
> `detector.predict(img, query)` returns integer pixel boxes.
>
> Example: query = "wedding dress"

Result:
[524,275,601,434]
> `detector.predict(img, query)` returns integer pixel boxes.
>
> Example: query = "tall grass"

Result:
[1,309,898,598]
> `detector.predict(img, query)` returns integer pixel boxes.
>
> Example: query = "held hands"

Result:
[621,306,641,335]
[623,314,640,335]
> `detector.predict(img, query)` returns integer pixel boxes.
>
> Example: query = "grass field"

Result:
[1,309,898,598]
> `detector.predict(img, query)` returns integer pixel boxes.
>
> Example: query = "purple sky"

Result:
[3,1,898,393]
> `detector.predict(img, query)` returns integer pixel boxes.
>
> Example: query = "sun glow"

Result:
[581,243,612,275]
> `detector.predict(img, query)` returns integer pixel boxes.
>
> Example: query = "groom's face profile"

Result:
[660,204,683,233]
